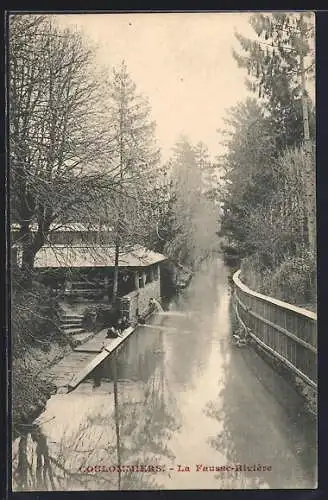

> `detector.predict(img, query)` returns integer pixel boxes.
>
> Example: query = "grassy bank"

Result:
[12,343,72,432]
[251,340,317,419]
[11,280,73,432]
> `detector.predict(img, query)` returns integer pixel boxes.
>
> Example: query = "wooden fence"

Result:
[232,269,317,389]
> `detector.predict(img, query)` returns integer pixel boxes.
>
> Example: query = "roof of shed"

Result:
[31,245,167,268]
[11,223,112,232]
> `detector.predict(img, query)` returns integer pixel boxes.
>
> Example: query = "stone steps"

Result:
[60,312,85,336]
[62,327,86,335]
[62,317,83,325]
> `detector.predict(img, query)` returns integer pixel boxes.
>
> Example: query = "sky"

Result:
[56,12,315,162]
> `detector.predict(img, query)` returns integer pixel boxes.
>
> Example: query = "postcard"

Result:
[9,10,317,492]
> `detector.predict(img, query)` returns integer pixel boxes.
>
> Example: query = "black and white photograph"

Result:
[8,11,317,491]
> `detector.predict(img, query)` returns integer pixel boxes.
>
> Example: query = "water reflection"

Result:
[205,346,316,489]
[162,261,223,393]
[12,323,183,491]
[12,258,317,491]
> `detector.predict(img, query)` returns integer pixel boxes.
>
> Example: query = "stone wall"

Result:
[122,266,161,321]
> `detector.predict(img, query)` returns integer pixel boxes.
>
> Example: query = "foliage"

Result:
[233,12,315,149]
[12,281,66,357]
[161,137,219,269]
[219,98,277,256]
[219,94,316,307]
[235,143,316,308]
[11,280,70,426]
[241,250,316,308]
[101,61,162,241]
[194,141,222,203]
[220,13,317,307]
[97,61,164,301]
[12,360,56,427]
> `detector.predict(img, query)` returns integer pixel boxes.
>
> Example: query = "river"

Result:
[12,258,317,491]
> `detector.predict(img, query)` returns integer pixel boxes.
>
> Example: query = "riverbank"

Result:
[240,252,317,313]
[12,329,100,433]
[14,303,162,431]
[13,343,71,432]
[250,340,317,419]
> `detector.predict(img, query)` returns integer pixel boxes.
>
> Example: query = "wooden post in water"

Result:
[160,330,165,411]
[112,353,121,490]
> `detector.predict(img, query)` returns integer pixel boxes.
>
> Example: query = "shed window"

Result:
[138,272,145,288]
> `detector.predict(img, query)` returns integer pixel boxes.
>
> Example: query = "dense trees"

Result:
[9,15,167,429]
[220,12,316,307]
[233,12,315,149]
[218,98,277,256]
[161,138,219,270]
[9,15,165,297]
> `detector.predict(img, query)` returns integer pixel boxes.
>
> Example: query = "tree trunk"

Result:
[20,247,35,290]
[113,354,121,490]
[20,224,36,290]
[300,13,316,255]
[112,240,120,305]
[20,225,46,290]
[303,149,316,254]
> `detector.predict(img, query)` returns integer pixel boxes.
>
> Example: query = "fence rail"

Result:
[232,270,317,390]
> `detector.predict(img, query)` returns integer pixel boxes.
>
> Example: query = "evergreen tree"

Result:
[218,98,277,255]
[233,12,315,150]
[193,141,221,204]
[104,61,161,302]
[163,138,218,269]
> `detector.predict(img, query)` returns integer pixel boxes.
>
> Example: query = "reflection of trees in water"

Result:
[204,347,316,489]
[13,421,102,491]
[13,259,232,491]
[99,327,163,383]
[121,365,182,458]
[203,357,271,489]
[116,332,183,488]
[166,261,227,391]
[13,330,182,491]
[181,261,221,317]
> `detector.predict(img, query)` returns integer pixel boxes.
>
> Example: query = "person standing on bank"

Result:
[148,297,164,313]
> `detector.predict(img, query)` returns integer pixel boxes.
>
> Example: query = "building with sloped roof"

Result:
[11,224,167,320]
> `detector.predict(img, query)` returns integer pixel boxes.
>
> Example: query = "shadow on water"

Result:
[204,342,317,489]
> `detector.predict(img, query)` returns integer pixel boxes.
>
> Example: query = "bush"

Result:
[264,252,316,307]
[12,281,66,356]
[12,360,56,429]
[241,251,316,309]
[11,281,71,428]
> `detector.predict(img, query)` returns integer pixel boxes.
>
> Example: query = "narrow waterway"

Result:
[12,259,317,491]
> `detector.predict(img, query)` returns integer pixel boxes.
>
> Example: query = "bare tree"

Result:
[9,14,119,288]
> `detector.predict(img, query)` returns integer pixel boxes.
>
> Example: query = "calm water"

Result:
[12,259,317,491]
